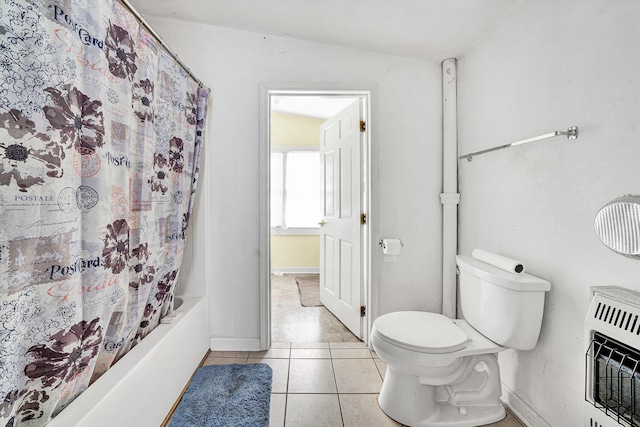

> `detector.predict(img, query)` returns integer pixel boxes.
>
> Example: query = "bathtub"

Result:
[174,296,184,309]
[48,296,209,427]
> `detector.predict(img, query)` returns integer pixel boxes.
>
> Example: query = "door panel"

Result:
[339,240,353,303]
[323,234,336,295]
[340,146,352,218]
[319,100,362,338]
[323,150,335,217]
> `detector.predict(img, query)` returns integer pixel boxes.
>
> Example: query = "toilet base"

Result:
[378,401,506,427]
[378,385,506,427]
[377,354,506,427]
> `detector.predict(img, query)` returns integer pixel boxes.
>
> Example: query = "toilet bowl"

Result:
[371,255,551,427]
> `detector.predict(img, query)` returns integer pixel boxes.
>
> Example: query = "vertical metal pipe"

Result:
[441,58,460,318]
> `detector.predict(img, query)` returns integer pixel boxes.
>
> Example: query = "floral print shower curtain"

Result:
[0,0,209,425]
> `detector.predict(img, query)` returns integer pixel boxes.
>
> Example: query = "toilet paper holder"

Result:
[378,239,404,248]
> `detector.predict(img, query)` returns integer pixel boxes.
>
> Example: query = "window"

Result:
[271,152,284,227]
[271,149,320,230]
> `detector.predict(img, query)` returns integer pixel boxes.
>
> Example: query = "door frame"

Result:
[259,83,374,350]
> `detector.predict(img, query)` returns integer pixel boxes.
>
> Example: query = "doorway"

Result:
[259,88,372,350]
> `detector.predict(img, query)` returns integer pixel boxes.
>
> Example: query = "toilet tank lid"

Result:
[456,255,551,292]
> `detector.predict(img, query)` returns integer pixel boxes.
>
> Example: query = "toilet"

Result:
[371,254,551,427]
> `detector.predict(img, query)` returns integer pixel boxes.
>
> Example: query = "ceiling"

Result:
[127,0,520,61]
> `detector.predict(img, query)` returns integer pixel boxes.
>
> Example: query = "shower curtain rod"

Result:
[119,0,210,91]
[459,126,579,162]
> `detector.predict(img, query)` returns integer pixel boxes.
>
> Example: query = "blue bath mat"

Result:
[170,363,273,427]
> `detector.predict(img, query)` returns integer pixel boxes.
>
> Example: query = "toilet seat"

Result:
[373,311,468,354]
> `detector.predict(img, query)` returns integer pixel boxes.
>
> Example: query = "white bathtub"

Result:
[48,296,209,427]
[174,296,184,309]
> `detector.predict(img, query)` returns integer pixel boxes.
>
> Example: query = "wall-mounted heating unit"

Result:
[585,286,640,427]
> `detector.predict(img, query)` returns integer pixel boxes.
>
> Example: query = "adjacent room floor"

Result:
[169,274,525,426]
[270,274,361,343]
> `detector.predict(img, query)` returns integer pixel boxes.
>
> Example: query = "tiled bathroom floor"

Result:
[203,342,525,427]
[174,275,525,426]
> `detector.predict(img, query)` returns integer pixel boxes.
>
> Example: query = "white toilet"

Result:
[371,255,551,427]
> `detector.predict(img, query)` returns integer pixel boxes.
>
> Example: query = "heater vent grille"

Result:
[585,287,640,427]
[586,332,640,427]
[594,301,640,335]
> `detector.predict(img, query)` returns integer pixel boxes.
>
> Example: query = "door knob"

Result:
[318,220,326,226]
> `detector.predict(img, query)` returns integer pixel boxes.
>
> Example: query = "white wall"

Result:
[458,1,640,425]
[146,18,444,346]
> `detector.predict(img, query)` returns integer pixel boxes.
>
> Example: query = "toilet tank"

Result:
[456,255,551,351]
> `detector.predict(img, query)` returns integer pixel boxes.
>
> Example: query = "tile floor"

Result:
[204,341,389,426]
[203,341,525,427]
[270,274,360,343]
[176,275,525,426]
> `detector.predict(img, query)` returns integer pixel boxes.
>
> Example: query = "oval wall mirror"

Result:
[594,194,640,259]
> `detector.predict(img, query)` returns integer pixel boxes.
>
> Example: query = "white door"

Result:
[319,100,362,338]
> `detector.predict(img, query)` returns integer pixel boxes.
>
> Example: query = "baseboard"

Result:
[210,337,262,351]
[271,267,320,274]
[501,382,552,427]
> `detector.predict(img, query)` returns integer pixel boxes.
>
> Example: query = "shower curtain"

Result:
[0,0,209,425]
